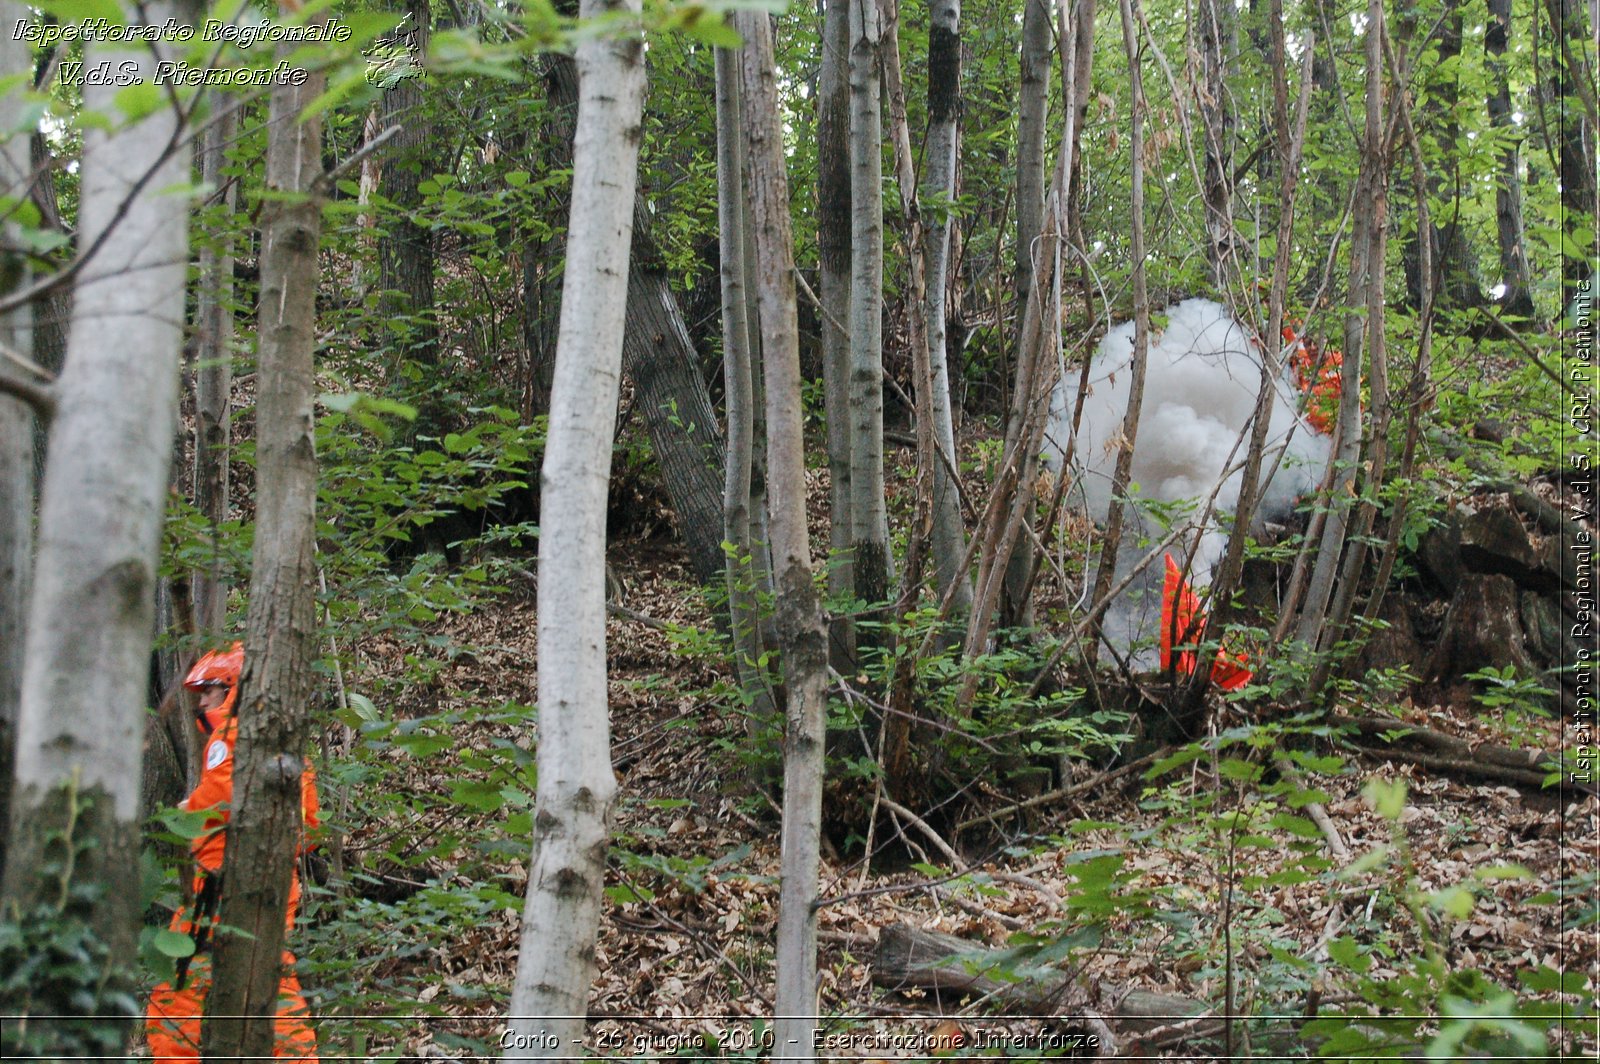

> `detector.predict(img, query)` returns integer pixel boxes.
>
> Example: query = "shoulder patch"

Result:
[205,739,229,770]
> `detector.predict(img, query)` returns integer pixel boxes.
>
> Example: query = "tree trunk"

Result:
[738,12,832,1060]
[1015,0,1052,317]
[0,4,190,1050]
[923,0,973,615]
[201,27,327,1059]
[848,0,893,615]
[503,0,643,1055]
[1542,0,1598,307]
[533,55,731,589]
[819,0,855,666]
[1402,0,1486,311]
[1296,0,1388,676]
[0,2,34,873]
[379,0,439,406]
[193,94,238,636]
[716,43,777,726]
[1485,0,1535,318]
[1196,0,1237,287]
[1090,0,1154,651]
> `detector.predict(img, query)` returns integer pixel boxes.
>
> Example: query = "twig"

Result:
[954,749,1165,834]
[880,796,965,871]
[0,364,55,418]
[1272,754,1350,861]
[314,125,403,194]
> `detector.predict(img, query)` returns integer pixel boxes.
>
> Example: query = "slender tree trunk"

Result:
[819,0,855,666]
[0,3,190,1048]
[848,0,893,615]
[1015,0,1052,318]
[1196,0,1237,287]
[923,0,972,615]
[1486,0,1536,318]
[504,0,643,1055]
[193,94,238,636]
[737,12,831,1060]
[716,44,777,725]
[1296,0,1387,667]
[1091,0,1154,644]
[202,26,327,1059]
[1542,0,1598,306]
[0,6,35,872]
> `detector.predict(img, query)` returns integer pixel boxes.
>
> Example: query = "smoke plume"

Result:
[1045,298,1331,666]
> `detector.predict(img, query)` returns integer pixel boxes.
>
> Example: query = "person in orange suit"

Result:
[145,643,321,1061]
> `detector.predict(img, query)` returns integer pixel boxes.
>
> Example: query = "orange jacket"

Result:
[183,688,321,873]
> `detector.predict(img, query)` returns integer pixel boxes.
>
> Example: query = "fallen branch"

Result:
[953,749,1166,834]
[871,922,1210,1036]
[1334,714,1595,796]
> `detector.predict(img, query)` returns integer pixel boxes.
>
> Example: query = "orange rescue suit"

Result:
[145,685,321,1061]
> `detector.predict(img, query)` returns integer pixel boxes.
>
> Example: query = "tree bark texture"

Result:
[504,0,643,1055]
[379,0,439,379]
[534,55,730,589]
[1486,0,1536,318]
[202,33,327,1061]
[1,2,190,1046]
[192,95,238,636]
[819,0,855,664]
[0,0,34,874]
[1015,0,1052,319]
[922,0,973,615]
[738,12,831,1060]
[1196,0,1237,287]
[715,44,777,725]
[848,0,893,613]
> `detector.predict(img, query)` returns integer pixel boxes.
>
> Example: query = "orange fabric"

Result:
[148,689,321,1059]
[1283,322,1343,436]
[1160,553,1256,692]
[145,951,317,1062]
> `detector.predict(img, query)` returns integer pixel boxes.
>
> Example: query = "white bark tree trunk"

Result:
[201,25,327,1059]
[0,0,36,869]
[0,0,190,1042]
[848,0,893,611]
[737,11,832,1061]
[504,1,644,1056]
[922,0,972,613]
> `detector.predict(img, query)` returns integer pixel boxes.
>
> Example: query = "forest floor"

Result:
[312,502,1597,1062]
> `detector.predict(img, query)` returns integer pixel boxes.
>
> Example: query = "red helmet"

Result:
[185,642,244,691]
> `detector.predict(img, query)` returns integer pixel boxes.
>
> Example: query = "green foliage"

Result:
[0,785,141,1060]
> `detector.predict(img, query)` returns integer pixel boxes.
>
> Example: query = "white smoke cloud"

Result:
[1044,298,1332,666]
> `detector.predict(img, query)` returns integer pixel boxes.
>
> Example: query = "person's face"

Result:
[197,685,228,714]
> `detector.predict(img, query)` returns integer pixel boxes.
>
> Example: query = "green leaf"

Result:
[1363,777,1406,821]
[152,929,196,959]
[113,83,164,123]
[1326,935,1371,973]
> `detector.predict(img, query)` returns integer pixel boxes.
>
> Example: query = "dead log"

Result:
[871,923,1211,1035]
[1334,714,1596,796]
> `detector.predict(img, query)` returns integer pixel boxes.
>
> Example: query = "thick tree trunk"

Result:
[738,12,832,1060]
[715,46,777,724]
[848,0,893,614]
[504,0,642,1055]
[0,5,34,873]
[379,0,439,401]
[202,31,327,1060]
[192,94,238,636]
[0,3,190,1049]
[533,55,731,589]
[819,0,855,665]
[923,0,973,615]
[1486,0,1535,318]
